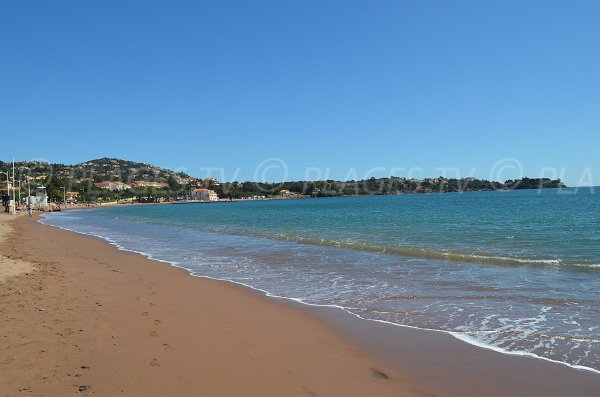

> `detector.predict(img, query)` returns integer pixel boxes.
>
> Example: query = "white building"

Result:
[94,181,131,191]
[27,187,48,208]
[191,188,219,201]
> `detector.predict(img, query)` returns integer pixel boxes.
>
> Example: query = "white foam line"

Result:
[38,217,176,266]
[447,332,600,374]
[38,216,600,376]
[468,254,561,265]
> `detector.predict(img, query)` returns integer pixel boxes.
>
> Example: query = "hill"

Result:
[0,158,200,202]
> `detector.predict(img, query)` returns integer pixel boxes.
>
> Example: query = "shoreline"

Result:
[0,213,427,396]
[3,214,600,396]
[302,303,600,396]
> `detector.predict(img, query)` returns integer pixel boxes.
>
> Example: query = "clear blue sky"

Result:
[1,1,598,185]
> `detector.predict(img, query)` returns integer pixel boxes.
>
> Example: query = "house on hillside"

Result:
[131,181,169,188]
[94,181,131,191]
[203,178,220,187]
[66,192,80,203]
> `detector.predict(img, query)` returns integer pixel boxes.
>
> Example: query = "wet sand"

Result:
[0,214,427,396]
[305,305,600,397]
[2,213,600,396]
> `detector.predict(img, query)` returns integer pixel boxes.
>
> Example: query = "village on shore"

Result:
[1,174,293,214]
[2,157,566,213]
[1,158,304,213]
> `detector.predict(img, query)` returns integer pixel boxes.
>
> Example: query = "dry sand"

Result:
[0,214,35,283]
[0,214,430,396]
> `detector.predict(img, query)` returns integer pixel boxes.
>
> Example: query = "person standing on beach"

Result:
[2,193,9,213]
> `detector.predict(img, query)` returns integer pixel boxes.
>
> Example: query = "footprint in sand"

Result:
[370,368,389,379]
[149,358,160,367]
[142,312,149,316]
[149,331,158,337]
[149,303,156,307]
[153,319,162,325]
[161,343,175,352]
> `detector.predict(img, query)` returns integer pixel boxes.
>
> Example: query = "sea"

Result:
[40,188,600,373]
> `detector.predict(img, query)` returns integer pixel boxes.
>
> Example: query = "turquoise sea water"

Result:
[41,188,600,372]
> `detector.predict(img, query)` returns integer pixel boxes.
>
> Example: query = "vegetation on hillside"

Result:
[0,158,198,202]
[212,176,566,199]
[0,158,566,203]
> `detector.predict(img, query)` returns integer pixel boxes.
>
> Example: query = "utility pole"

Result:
[18,166,31,208]
[10,158,16,214]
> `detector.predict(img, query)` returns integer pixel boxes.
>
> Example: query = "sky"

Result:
[1,1,599,185]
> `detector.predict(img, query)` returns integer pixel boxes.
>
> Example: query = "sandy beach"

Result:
[3,211,600,397]
[0,213,428,397]
[0,216,35,283]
